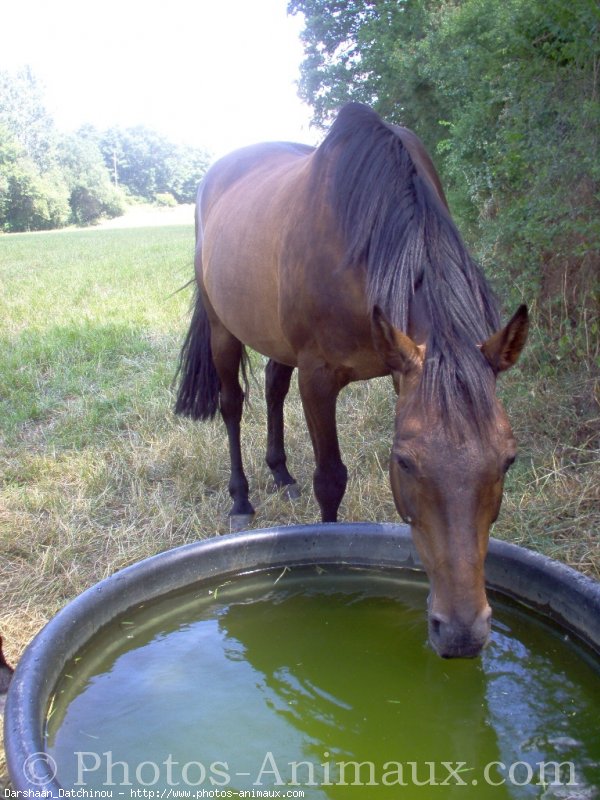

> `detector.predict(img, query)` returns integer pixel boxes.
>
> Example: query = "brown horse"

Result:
[0,635,14,713]
[175,103,528,658]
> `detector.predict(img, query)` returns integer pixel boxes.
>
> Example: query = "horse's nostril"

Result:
[429,610,490,658]
[430,616,443,637]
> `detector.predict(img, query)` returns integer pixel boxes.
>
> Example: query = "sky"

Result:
[1,0,320,158]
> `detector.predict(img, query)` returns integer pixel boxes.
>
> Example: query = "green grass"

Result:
[0,222,598,783]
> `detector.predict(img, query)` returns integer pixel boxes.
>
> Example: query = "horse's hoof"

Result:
[284,482,301,501]
[228,514,255,533]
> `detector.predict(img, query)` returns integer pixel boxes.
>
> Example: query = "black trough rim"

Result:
[4,522,600,796]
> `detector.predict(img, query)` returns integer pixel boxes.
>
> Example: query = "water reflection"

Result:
[47,571,600,800]
[482,607,600,797]
[219,578,512,799]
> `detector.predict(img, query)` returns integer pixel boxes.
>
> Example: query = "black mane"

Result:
[313,103,501,434]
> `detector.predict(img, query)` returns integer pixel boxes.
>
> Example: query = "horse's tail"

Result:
[174,290,220,421]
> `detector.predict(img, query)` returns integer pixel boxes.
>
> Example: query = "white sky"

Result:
[1,0,320,158]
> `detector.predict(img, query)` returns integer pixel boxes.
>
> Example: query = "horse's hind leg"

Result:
[210,322,255,531]
[265,359,300,499]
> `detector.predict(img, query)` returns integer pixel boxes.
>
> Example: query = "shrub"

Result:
[155,192,177,208]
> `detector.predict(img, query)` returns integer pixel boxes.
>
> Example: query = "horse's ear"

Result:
[371,306,424,376]
[480,304,529,373]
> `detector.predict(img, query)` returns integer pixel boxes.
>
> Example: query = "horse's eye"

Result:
[394,454,415,474]
[502,454,517,474]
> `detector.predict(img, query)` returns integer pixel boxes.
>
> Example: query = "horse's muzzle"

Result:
[428,606,492,659]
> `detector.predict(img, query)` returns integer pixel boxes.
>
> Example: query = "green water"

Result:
[46,567,600,798]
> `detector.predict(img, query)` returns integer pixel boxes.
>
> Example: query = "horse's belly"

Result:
[202,244,298,366]
[237,327,298,366]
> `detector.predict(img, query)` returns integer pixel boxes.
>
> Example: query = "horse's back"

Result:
[195,113,452,379]
[197,142,316,366]
[199,142,313,216]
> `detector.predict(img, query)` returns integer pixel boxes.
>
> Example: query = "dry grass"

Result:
[0,222,598,783]
[495,368,600,579]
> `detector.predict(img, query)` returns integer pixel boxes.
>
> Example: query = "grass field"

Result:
[0,219,598,782]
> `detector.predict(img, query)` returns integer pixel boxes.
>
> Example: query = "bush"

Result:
[155,192,177,208]
[1,159,70,232]
[58,134,127,226]
[292,0,600,360]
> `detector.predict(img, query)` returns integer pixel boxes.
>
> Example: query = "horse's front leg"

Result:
[298,363,348,522]
[265,359,300,499]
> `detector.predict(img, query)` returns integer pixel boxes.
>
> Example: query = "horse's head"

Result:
[372,305,529,658]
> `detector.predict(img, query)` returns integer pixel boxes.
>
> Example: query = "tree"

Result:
[0,67,57,170]
[0,123,70,232]
[98,126,210,203]
[288,0,448,153]
[57,134,125,225]
[418,0,600,320]
[290,0,600,325]
[165,144,211,203]
[0,69,71,231]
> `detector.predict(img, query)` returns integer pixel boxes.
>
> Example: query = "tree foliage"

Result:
[0,69,71,231]
[0,69,210,232]
[288,0,445,151]
[0,67,56,170]
[97,126,210,204]
[58,134,125,226]
[290,0,600,334]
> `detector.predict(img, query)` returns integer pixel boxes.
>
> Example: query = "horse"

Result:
[175,103,528,658]
[0,635,14,713]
